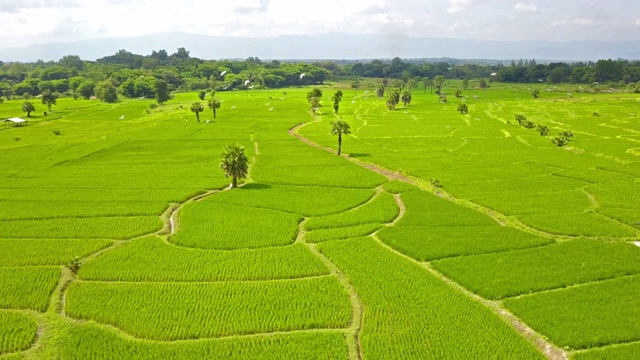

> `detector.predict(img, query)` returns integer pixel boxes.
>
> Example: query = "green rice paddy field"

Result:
[0,81,638,359]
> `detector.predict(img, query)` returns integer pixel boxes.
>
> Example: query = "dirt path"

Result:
[291,121,568,360]
[290,121,638,242]
[296,217,363,360]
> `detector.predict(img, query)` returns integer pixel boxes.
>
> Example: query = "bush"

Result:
[457,103,468,114]
[552,136,569,147]
[537,124,549,136]
[515,114,535,128]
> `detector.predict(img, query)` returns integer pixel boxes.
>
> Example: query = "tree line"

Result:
[1,48,640,103]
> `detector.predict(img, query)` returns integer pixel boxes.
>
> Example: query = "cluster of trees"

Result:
[513,113,574,147]
[3,49,640,106]
[495,59,640,84]
[0,50,329,104]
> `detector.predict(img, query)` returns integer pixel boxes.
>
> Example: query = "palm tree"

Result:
[190,101,204,122]
[330,120,351,155]
[208,97,221,118]
[22,101,35,117]
[401,89,412,107]
[220,144,248,188]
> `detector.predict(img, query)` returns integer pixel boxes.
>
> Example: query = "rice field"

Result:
[0,83,638,359]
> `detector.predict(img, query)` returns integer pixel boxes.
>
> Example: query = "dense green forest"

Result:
[1,47,639,102]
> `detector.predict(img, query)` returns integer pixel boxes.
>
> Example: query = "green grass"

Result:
[572,342,640,360]
[1,86,639,357]
[432,239,640,299]
[305,191,398,230]
[0,239,112,266]
[59,322,348,360]
[305,224,383,243]
[0,216,162,239]
[318,237,545,359]
[0,267,60,311]
[66,276,351,340]
[0,311,37,354]
[210,183,376,216]
[171,200,301,249]
[382,180,419,194]
[378,225,552,260]
[79,236,329,281]
[504,275,640,349]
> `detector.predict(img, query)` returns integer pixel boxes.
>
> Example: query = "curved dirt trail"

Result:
[291,121,568,360]
[289,122,631,241]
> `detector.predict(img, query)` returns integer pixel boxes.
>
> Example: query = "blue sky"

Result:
[0,0,638,48]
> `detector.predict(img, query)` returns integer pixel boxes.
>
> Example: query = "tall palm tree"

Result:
[190,101,204,122]
[208,97,221,118]
[330,120,351,155]
[220,144,248,188]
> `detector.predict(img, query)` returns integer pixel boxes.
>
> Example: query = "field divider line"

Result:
[71,274,333,285]
[368,232,567,360]
[498,272,640,301]
[387,193,406,227]
[298,216,363,360]
[569,338,640,356]
[59,315,350,344]
[304,242,363,360]
[290,121,567,241]
[0,309,46,358]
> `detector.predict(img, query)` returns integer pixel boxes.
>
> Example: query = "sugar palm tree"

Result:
[220,144,248,188]
[330,120,351,155]
[208,97,221,118]
[190,101,204,122]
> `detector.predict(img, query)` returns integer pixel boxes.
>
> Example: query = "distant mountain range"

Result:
[1,32,638,63]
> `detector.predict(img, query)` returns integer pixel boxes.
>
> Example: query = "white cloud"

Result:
[447,0,471,13]
[514,2,538,14]
[552,18,602,27]
[635,17,640,27]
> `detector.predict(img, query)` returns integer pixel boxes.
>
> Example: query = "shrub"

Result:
[457,103,468,114]
[537,125,549,136]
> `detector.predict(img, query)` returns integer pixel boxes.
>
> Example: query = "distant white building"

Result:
[3,117,27,127]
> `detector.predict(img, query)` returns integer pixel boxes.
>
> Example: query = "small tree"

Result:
[333,90,343,113]
[479,79,488,88]
[307,88,322,103]
[41,90,57,111]
[331,120,351,155]
[22,101,35,117]
[531,89,540,98]
[95,82,118,103]
[457,103,468,114]
[198,90,206,100]
[219,144,248,188]
[462,79,469,90]
[552,130,573,147]
[386,88,400,110]
[190,101,204,122]
[208,97,221,118]
[333,90,343,103]
[155,79,170,104]
[401,89,412,107]
[434,75,445,95]
[376,84,385,98]
[454,89,462,98]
